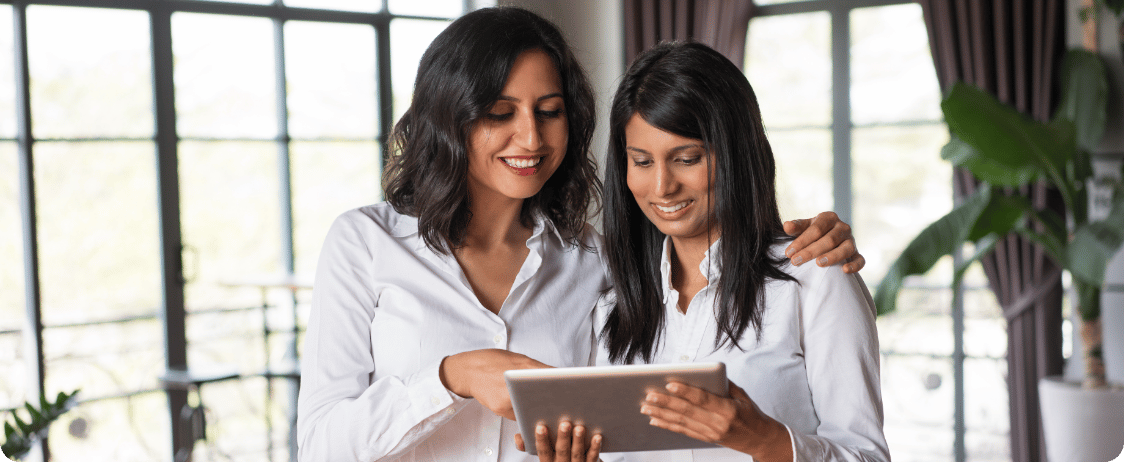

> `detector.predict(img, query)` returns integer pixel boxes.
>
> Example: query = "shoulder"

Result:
[328,202,414,237]
[766,243,876,317]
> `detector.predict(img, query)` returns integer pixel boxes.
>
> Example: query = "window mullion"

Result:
[13,2,46,459]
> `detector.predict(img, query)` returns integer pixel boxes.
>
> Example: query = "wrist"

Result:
[439,354,471,398]
[739,417,792,462]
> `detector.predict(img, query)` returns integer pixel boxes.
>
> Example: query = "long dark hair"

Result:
[383,7,599,253]
[601,41,795,364]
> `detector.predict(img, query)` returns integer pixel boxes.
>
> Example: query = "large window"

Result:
[0,1,477,460]
[747,1,1008,461]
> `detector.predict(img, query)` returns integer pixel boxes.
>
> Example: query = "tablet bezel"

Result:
[504,362,728,454]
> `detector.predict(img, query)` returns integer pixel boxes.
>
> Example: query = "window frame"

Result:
[2,1,470,459]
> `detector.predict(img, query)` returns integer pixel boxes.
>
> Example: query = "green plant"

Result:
[873,47,1122,388]
[2,390,80,461]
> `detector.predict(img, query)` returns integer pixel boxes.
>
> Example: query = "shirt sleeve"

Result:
[789,270,891,462]
[296,211,469,461]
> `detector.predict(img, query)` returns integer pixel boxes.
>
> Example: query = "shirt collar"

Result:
[658,236,723,304]
[387,208,562,249]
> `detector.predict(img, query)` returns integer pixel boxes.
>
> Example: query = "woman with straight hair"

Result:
[579,41,887,461]
[297,8,863,461]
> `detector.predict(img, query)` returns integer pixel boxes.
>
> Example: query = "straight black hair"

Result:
[601,41,795,364]
[383,7,599,252]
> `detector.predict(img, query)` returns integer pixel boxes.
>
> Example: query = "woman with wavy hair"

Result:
[297,8,862,462]
[589,41,890,461]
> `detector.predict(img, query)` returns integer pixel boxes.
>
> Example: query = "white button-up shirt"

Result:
[598,238,889,462]
[297,203,607,461]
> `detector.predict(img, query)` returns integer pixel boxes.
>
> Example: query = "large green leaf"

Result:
[1069,188,1124,286]
[874,187,993,314]
[1056,49,1108,151]
[941,83,1077,207]
[941,136,1040,186]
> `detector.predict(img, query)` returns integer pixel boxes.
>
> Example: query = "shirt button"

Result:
[493,334,504,345]
[679,355,690,362]
[431,396,441,406]
[484,447,493,455]
[445,408,455,415]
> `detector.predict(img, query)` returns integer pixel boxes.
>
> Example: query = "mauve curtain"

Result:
[623,0,756,69]
[919,1,1066,461]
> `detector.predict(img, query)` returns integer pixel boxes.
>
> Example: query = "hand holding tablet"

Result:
[504,362,728,454]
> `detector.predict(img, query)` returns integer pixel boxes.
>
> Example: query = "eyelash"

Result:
[484,109,564,121]
[630,156,702,167]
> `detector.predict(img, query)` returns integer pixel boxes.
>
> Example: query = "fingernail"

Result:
[785,247,793,257]
[537,424,546,435]
[575,426,584,436]
[791,255,803,265]
[593,435,602,444]
[640,405,651,414]
[665,383,679,392]
[818,257,829,266]
[560,422,571,432]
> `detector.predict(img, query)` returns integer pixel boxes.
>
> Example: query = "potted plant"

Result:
[2,390,79,461]
[871,43,1124,462]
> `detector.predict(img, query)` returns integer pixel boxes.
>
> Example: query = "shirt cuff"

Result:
[404,357,467,420]
[784,423,799,462]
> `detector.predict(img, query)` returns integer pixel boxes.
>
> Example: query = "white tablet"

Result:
[504,362,728,454]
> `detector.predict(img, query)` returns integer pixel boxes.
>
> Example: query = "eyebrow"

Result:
[626,143,706,155]
[496,92,564,103]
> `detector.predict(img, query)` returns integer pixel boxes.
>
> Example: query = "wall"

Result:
[499,0,624,229]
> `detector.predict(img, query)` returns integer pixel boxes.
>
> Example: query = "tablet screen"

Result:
[504,362,728,453]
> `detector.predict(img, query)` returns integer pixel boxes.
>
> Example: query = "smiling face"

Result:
[466,49,568,206]
[624,114,717,248]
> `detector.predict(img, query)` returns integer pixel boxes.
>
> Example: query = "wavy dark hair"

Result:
[383,7,599,253]
[601,41,796,364]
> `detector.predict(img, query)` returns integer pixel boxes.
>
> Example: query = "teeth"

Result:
[503,157,543,169]
[655,202,688,213]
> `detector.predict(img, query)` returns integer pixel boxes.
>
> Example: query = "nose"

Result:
[653,162,677,197]
[513,111,544,151]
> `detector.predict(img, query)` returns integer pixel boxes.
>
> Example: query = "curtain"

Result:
[623,0,756,69]
[919,1,1066,461]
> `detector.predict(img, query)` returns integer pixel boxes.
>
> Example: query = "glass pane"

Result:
[284,0,381,12]
[47,394,171,461]
[770,128,832,222]
[0,6,16,138]
[878,352,956,460]
[179,141,282,312]
[43,320,163,401]
[964,356,1011,459]
[746,12,830,128]
[28,6,153,139]
[291,141,381,276]
[389,0,461,17]
[851,4,942,125]
[173,14,277,139]
[390,19,451,122]
[0,143,20,332]
[34,142,161,326]
[852,124,951,281]
[0,142,24,409]
[191,378,274,459]
[285,21,378,139]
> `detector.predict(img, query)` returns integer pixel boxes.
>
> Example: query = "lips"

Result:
[652,200,693,217]
[501,156,544,176]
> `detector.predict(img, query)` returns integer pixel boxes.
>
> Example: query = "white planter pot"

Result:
[1039,376,1124,462]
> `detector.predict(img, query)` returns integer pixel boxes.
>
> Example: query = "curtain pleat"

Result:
[919,1,1066,461]
[623,0,755,70]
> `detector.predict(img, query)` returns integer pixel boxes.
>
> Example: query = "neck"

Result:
[669,235,716,295]
[463,192,530,250]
